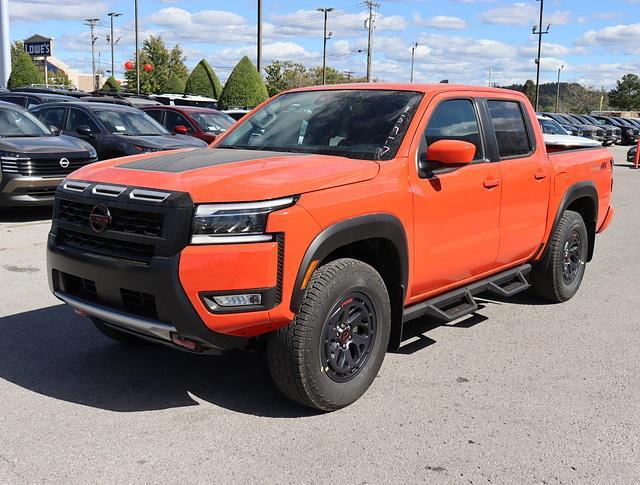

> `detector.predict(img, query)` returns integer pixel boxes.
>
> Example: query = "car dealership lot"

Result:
[0,146,638,484]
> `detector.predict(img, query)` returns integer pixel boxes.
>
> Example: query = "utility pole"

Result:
[84,18,100,91]
[317,7,334,85]
[345,71,354,82]
[532,0,550,111]
[555,64,564,113]
[364,0,380,83]
[488,67,492,87]
[134,0,140,93]
[107,12,121,81]
[410,42,418,82]
[257,0,263,75]
[0,0,10,88]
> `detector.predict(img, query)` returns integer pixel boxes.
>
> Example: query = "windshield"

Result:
[96,110,169,136]
[0,108,51,137]
[551,114,573,125]
[190,112,235,133]
[539,118,568,135]
[218,89,424,161]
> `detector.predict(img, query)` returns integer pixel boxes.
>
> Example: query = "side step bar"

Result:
[403,264,532,325]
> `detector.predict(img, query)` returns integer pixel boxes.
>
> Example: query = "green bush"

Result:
[165,74,187,94]
[184,59,222,99]
[101,76,121,92]
[7,42,43,89]
[218,56,268,109]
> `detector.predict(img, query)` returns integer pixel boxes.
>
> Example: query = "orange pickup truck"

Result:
[47,84,614,411]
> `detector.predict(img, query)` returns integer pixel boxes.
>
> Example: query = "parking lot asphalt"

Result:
[0,146,638,484]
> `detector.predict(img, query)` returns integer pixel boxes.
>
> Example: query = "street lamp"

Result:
[555,64,564,113]
[317,7,334,85]
[532,0,550,111]
[107,12,122,82]
[410,42,418,83]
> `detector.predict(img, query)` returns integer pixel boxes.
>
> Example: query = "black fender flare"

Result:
[539,181,598,267]
[289,213,409,313]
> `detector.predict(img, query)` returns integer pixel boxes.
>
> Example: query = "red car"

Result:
[142,105,235,144]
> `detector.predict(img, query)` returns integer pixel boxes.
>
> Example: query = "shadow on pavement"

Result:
[0,206,53,223]
[0,304,315,418]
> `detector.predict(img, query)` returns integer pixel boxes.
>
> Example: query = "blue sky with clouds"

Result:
[7,0,640,88]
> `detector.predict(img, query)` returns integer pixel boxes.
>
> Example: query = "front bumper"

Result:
[0,174,63,206]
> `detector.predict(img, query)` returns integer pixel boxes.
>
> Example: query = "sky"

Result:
[7,0,640,88]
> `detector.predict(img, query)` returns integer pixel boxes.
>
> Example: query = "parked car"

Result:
[47,84,614,411]
[0,101,96,207]
[141,106,235,144]
[569,114,617,146]
[628,145,637,164]
[581,114,622,145]
[82,93,163,108]
[613,117,640,141]
[591,115,639,145]
[0,92,76,109]
[222,109,250,121]
[539,113,584,137]
[151,94,218,109]
[12,86,90,98]
[557,114,607,144]
[30,102,207,160]
[537,115,601,150]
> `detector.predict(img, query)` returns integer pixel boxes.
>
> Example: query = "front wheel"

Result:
[531,210,589,303]
[267,258,391,412]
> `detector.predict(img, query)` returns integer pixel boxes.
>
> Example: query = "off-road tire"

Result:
[267,258,391,412]
[531,210,588,303]
[92,317,150,345]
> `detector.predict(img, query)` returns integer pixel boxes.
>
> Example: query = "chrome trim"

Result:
[55,291,176,341]
[190,234,273,245]
[63,181,91,192]
[129,189,170,203]
[92,184,126,197]
[0,156,31,161]
[194,197,295,216]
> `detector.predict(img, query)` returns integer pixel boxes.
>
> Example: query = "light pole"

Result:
[488,67,492,87]
[0,0,10,88]
[364,0,379,82]
[410,42,418,82]
[84,18,100,91]
[257,0,262,75]
[317,7,334,85]
[555,64,564,113]
[107,12,121,81]
[532,0,550,111]
[135,0,140,93]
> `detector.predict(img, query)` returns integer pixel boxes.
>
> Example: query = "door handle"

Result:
[483,178,500,189]
[534,171,548,180]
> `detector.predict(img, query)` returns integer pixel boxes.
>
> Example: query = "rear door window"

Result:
[145,109,164,124]
[424,99,484,160]
[34,107,66,129]
[66,108,100,133]
[487,100,532,158]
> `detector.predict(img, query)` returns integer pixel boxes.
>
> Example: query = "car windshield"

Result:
[218,89,424,161]
[0,108,51,137]
[96,109,169,136]
[551,114,573,125]
[190,112,235,133]
[539,118,568,135]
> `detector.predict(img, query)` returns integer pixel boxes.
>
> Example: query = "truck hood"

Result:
[112,133,207,149]
[0,134,93,155]
[68,148,380,202]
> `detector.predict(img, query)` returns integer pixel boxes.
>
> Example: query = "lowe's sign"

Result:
[24,40,51,57]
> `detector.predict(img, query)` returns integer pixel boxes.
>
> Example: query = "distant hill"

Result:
[499,82,608,114]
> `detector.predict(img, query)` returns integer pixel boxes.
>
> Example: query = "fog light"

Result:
[203,293,262,309]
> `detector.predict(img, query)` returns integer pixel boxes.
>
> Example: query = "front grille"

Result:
[1,156,95,177]
[58,199,164,237]
[121,288,158,319]
[62,273,98,301]
[59,228,155,263]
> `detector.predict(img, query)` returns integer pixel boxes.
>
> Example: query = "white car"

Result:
[150,93,217,110]
[538,115,601,149]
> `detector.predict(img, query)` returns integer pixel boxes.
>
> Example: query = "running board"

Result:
[402,264,532,325]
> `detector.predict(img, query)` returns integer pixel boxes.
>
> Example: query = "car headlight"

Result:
[191,197,297,244]
[88,148,97,159]
[131,144,161,153]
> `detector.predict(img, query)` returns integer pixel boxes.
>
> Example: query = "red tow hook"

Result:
[74,308,88,317]
[171,334,201,352]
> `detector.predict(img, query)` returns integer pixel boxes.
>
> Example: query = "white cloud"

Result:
[10,0,107,21]
[417,15,468,30]
[478,3,571,27]
[577,23,640,54]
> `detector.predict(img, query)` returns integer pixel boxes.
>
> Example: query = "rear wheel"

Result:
[531,210,588,302]
[92,317,150,345]
[267,258,391,411]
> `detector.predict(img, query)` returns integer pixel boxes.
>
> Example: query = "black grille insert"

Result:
[58,199,165,238]
[59,228,154,263]
[121,288,158,319]
[62,273,98,301]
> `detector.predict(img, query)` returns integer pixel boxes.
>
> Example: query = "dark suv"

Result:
[592,115,640,145]
[30,102,207,160]
[0,101,96,207]
[0,92,76,109]
[142,106,235,144]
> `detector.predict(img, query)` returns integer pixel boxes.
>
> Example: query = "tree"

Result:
[608,74,640,110]
[47,68,72,88]
[523,79,536,105]
[218,56,268,109]
[165,74,186,94]
[123,35,188,94]
[184,59,222,98]
[7,42,43,89]
[101,76,121,92]
[264,60,311,96]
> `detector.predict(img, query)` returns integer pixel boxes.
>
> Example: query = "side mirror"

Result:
[173,125,188,135]
[50,125,61,136]
[418,140,476,178]
[76,125,93,137]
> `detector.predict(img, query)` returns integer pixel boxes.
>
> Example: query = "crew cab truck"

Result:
[46,84,614,411]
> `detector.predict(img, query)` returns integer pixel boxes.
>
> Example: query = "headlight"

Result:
[191,197,296,244]
[131,144,161,153]
[88,148,97,159]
